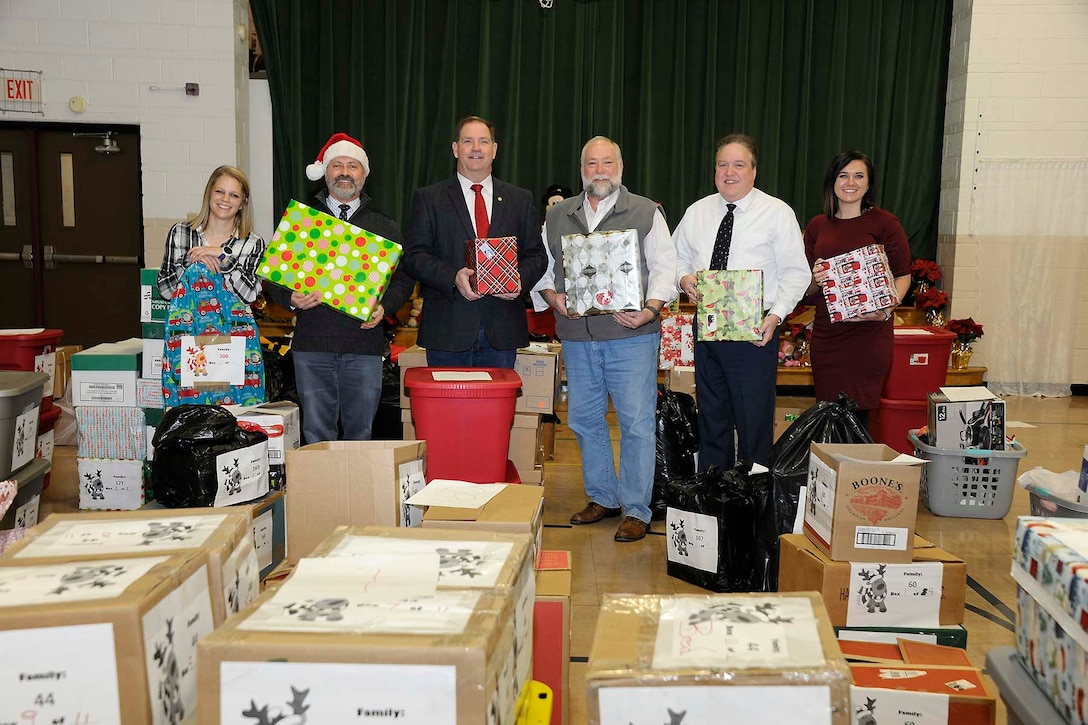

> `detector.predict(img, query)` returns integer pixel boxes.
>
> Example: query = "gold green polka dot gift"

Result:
[257,200,403,322]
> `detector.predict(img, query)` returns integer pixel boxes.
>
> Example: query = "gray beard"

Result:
[583,178,620,199]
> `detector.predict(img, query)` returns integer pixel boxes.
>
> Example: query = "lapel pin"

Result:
[497,196,503,202]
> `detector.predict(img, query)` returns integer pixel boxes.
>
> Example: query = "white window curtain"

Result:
[969,158,1088,397]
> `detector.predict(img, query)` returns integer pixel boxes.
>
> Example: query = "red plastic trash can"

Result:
[404,367,522,483]
[871,397,927,454]
[882,326,955,400]
[0,329,64,413]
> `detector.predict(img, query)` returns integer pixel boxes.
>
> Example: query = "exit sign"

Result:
[0,68,43,113]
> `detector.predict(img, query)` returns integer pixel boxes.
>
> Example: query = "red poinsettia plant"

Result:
[910,259,943,283]
[788,323,810,343]
[947,317,984,344]
[914,288,948,311]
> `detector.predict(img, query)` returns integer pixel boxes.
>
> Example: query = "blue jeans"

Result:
[564,333,659,523]
[425,324,517,368]
[293,351,382,443]
[694,332,779,470]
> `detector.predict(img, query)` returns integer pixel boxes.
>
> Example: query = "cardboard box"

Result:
[52,344,82,399]
[403,408,542,478]
[0,551,213,723]
[140,267,169,323]
[398,343,562,414]
[667,364,696,399]
[927,388,1006,450]
[423,483,544,561]
[3,508,259,626]
[850,663,996,725]
[773,406,805,442]
[803,442,925,563]
[778,534,967,627]
[70,338,143,407]
[534,550,571,725]
[227,401,301,490]
[283,440,427,563]
[141,322,165,379]
[585,592,852,724]
[242,489,286,580]
[835,624,968,649]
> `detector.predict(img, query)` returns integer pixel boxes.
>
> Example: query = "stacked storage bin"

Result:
[871,326,956,453]
[0,329,63,489]
[0,371,51,539]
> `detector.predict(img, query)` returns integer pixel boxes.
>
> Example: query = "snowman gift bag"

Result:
[562,228,644,316]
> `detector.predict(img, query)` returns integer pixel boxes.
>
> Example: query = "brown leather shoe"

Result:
[570,502,622,525]
[614,516,649,542]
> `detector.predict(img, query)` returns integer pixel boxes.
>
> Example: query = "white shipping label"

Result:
[398,458,426,526]
[11,405,39,472]
[846,562,944,627]
[36,426,55,462]
[854,525,910,551]
[222,535,261,616]
[79,380,126,403]
[252,508,274,572]
[34,351,56,398]
[180,335,245,387]
[213,441,269,506]
[665,507,720,573]
[804,453,837,546]
[0,623,122,722]
[599,685,833,725]
[13,514,228,558]
[14,493,39,529]
[219,661,457,724]
[0,556,169,606]
[851,686,949,725]
[326,535,515,589]
[142,564,214,725]
[652,595,826,669]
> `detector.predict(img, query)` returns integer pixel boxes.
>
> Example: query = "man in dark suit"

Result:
[403,116,547,367]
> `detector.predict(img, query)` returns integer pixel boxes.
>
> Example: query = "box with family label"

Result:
[584,592,852,725]
[0,550,213,723]
[70,339,143,408]
[2,508,260,626]
[226,401,301,490]
[803,442,925,563]
[196,532,528,724]
[695,269,764,342]
[422,482,545,563]
[927,387,1006,450]
[777,534,966,627]
[562,228,643,315]
[819,244,896,322]
[850,662,997,725]
[76,457,147,511]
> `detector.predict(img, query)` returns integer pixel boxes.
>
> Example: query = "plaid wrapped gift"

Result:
[562,228,643,315]
[659,313,694,369]
[695,269,764,342]
[820,244,896,322]
[466,236,520,295]
[258,200,403,322]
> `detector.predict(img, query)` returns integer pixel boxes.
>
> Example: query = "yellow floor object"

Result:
[516,680,553,725]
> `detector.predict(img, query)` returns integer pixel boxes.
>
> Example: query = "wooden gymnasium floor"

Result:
[40,392,1088,723]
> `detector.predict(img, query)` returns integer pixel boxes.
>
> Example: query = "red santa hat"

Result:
[306,132,370,181]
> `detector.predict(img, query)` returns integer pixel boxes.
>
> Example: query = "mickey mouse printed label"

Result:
[846,561,943,627]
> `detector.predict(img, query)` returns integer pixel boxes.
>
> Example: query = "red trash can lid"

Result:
[0,328,65,343]
[404,367,522,399]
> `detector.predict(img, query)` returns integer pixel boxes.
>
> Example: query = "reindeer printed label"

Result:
[598,685,834,724]
[11,404,39,472]
[13,493,40,529]
[398,458,426,527]
[12,514,230,557]
[0,623,122,723]
[213,441,269,506]
[141,563,214,725]
[34,350,57,399]
[252,508,275,572]
[665,508,720,573]
[180,335,245,387]
[219,661,457,724]
[324,535,516,589]
[850,685,949,724]
[652,596,827,669]
[221,533,261,617]
[0,556,170,605]
[847,562,944,627]
[76,457,145,510]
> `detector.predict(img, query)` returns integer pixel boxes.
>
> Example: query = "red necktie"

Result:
[471,183,489,238]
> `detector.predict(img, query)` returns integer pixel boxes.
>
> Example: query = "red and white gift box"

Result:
[819,244,896,322]
[658,313,694,370]
[466,237,520,295]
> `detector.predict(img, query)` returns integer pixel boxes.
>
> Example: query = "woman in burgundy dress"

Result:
[804,151,912,429]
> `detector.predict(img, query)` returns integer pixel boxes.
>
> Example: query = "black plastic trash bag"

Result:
[664,463,777,592]
[651,385,700,520]
[770,393,873,539]
[151,404,269,508]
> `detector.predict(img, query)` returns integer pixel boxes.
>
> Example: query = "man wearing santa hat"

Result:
[266,133,415,443]
[403,115,548,367]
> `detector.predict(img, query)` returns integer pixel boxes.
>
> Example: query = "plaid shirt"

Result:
[157,222,267,304]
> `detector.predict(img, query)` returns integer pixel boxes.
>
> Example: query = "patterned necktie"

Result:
[338,204,350,221]
[471,183,489,238]
[709,203,737,270]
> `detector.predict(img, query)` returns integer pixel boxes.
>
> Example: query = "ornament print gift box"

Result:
[562,228,643,315]
[696,269,764,342]
[819,244,896,322]
[258,200,403,322]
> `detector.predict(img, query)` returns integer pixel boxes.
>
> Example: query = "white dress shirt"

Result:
[531,189,677,311]
[673,187,810,321]
[456,173,493,237]
[326,195,361,219]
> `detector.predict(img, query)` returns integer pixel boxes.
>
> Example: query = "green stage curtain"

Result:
[251,0,951,257]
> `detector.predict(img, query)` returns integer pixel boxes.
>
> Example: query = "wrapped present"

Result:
[659,313,694,369]
[562,228,643,315]
[819,244,896,322]
[696,269,764,341]
[1016,586,1088,725]
[76,405,146,460]
[466,236,520,295]
[258,200,403,322]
